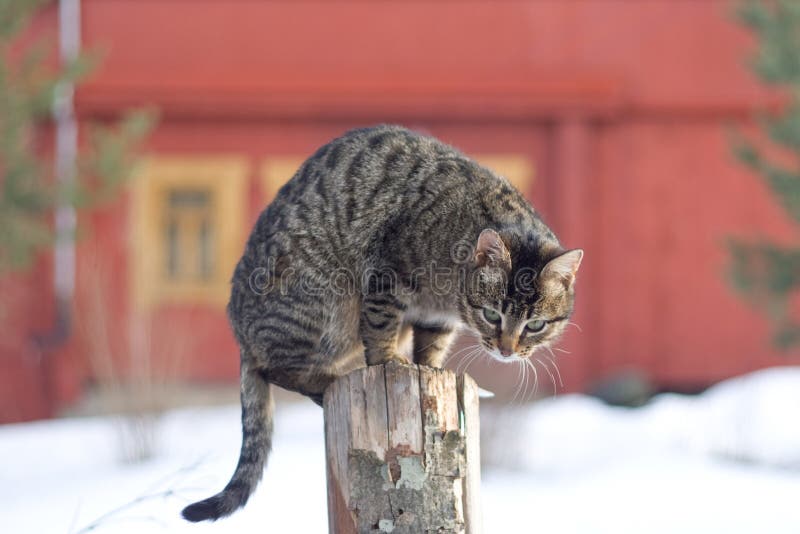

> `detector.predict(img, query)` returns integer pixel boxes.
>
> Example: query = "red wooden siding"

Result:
[1,0,798,421]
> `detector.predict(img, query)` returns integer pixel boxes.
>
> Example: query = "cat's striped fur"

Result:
[182,125,582,522]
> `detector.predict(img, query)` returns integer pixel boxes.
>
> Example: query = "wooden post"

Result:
[323,361,482,534]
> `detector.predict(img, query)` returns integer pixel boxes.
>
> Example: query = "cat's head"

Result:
[460,229,583,362]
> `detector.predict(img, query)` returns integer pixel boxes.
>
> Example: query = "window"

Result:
[472,154,535,193]
[165,189,215,282]
[261,157,305,202]
[259,155,533,202]
[131,157,248,310]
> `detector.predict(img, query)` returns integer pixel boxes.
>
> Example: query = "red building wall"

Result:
[3,0,798,421]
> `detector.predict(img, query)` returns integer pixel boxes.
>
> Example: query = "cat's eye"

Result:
[525,319,546,333]
[482,307,502,324]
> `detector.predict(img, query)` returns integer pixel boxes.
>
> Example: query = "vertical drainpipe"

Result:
[53,0,81,343]
[35,0,81,411]
[53,0,80,326]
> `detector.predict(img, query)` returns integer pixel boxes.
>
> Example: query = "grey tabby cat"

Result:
[182,125,582,522]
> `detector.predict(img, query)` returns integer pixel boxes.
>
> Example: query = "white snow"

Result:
[2,366,799,533]
[482,366,800,533]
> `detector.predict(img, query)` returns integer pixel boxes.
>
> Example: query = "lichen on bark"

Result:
[346,416,467,532]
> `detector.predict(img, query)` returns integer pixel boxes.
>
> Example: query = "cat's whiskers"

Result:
[522,359,533,406]
[554,347,571,355]
[543,347,564,388]
[454,346,483,376]
[446,343,480,365]
[523,361,532,406]
[513,359,531,407]
[415,335,449,356]
[567,321,583,333]
[460,348,486,376]
[452,344,480,367]
[509,360,525,406]
[536,357,558,397]
[455,347,477,372]
[524,358,540,402]
[520,359,531,407]
[454,343,478,361]
[454,350,475,375]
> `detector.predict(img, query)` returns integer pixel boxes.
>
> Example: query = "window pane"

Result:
[164,188,214,283]
[166,217,179,279]
[199,217,214,280]
[169,190,210,208]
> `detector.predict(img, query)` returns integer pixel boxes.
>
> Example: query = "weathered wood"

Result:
[323,361,482,534]
[457,374,481,534]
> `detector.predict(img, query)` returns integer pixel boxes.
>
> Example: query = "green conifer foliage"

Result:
[729,0,800,349]
[0,0,154,272]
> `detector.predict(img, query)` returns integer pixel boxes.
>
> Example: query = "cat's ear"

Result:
[540,249,583,288]
[474,229,511,269]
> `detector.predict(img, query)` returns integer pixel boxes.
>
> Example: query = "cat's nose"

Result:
[499,335,517,357]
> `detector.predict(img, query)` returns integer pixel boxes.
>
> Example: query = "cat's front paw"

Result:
[366,350,409,366]
[384,352,409,365]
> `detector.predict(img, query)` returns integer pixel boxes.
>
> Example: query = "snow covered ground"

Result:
[2,367,799,533]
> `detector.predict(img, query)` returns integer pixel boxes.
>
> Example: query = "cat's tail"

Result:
[182,365,274,522]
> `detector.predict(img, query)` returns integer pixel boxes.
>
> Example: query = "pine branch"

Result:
[0,0,155,272]
[728,0,800,350]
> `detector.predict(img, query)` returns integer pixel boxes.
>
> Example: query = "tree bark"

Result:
[324,361,482,534]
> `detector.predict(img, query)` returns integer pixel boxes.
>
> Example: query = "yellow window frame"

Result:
[260,157,305,203]
[259,154,533,204]
[131,156,249,310]
[472,154,535,194]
